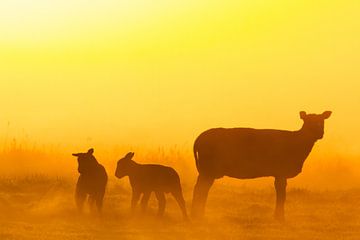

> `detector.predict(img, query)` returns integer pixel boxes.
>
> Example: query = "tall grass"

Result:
[1,136,360,190]
[0,137,360,239]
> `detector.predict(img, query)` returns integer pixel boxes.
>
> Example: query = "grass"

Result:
[1,143,360,239]
[0,175,360,240]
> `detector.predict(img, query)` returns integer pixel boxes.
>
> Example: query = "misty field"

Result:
[1,146,360,240]
[1,176,360,240]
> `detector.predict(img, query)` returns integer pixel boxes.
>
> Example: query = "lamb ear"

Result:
[299,111,307,119]
[87,148,94,155]
[322,111,332,119]
[72,153,80,157]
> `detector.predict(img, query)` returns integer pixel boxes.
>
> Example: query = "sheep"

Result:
[72,148,108,213]
[115,152,188,220]
[191,111,332,220]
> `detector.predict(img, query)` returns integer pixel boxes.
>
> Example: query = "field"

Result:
[1,146,360,240]
[1,0,359,238]
[1,176,360,240]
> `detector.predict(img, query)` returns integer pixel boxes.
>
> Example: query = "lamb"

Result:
[72,148,108,213]
[115,152,188,220]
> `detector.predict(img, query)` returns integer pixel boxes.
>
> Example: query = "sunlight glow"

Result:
[0,0,359,154]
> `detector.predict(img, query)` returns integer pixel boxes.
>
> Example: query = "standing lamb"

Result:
[191,111,332,220]
[115,152,188,220]
[72,148,108,213]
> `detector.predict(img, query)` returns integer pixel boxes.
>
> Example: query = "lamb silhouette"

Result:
[191,111,332,221]
[72,148,108,213]
[115,152,188,220]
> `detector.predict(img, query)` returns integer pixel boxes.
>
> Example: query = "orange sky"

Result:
[0,0,359,156]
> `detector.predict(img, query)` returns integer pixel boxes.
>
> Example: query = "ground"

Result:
[0,175,359,240]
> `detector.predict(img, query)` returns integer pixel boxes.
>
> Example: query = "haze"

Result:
[1,0,359,155]
[1,2,360,240]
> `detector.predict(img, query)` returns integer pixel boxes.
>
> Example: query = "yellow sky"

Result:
[0,0,359,155]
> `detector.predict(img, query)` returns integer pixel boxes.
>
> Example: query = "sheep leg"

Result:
[274,177,287,221]
[155,191,166,217]
[88,195,96,211]
[95,191,105,213]
[75,188,87,212]
[131,189,141,213]
[141,191,151,213]
[191,174,214,219]
[172,189,188,220]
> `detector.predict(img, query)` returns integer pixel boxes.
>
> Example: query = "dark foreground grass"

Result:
[0,176,360,240]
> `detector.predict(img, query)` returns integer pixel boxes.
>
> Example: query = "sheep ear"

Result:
[125,152,134,160]
[72,153,80,157]
[87,148,94,155]
[299,111,307,119]
[131,152,135,158]
[322,111,332,119]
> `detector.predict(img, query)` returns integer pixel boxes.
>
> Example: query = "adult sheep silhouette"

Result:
[72,148,108,213]
[191,111,332,220]
[115,152,188,220]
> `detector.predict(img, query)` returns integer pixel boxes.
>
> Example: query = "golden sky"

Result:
[0,0,359,154]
